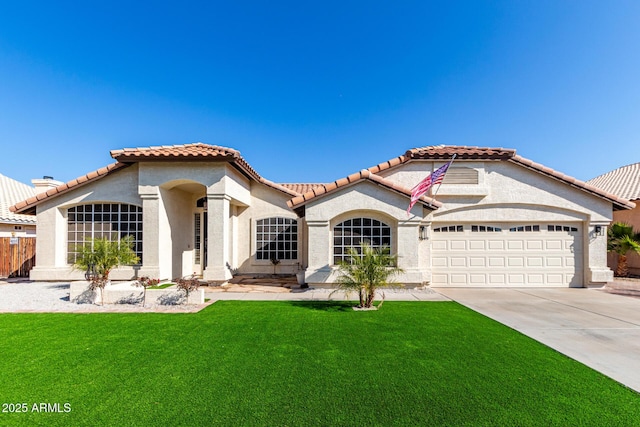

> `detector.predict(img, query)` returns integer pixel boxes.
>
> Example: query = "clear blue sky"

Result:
[1,1,639,187]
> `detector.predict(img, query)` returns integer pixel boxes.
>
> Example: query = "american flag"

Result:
[406,159,454,215]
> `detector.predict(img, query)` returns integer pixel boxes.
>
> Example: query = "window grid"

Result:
[548,225,578,232]
[194,213,201,264]
[509,225,540,232]
[67,203,143,264]
[433,225,464,233]
[471,225,502,232]
[333,218,392,264]
[256,217,298,261]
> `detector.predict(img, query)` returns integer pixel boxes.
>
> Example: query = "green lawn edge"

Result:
[0,301,637,426]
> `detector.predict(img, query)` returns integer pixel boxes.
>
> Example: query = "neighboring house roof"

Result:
[0,173,37,225]
[367,145,635,211]
[11,143,299,216]
[286,169,443,212]
[586,163,640,202]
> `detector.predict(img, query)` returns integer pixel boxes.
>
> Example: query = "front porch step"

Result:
[227,274,299,288]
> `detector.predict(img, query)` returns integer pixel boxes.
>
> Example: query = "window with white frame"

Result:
[256,217,298,261]
[67,203,143,264]
[333,217,392,264]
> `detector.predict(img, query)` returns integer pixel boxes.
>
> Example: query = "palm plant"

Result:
[607,222,640,277]
[334,243,403,309]
[73,235,140,304]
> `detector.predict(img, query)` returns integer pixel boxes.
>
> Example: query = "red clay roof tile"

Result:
[286,168,442,210]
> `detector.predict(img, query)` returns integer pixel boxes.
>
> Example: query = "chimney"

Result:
[31,176,63,194]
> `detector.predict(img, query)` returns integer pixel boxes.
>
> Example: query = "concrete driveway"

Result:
[435,287,640,393]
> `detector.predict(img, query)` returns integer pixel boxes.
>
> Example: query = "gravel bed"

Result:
[0,280,211,313]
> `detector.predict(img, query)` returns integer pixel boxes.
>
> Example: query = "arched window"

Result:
[67,203,143,264]
[333,217,391,264]
[256,217,298,261]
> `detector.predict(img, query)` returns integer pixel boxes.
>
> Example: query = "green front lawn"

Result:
[0,301,638,426]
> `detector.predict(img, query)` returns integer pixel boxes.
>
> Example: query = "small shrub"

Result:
[134,276,160,306]
[174,275,201,304]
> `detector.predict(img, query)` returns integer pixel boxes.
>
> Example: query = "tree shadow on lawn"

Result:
[286,300,356,312]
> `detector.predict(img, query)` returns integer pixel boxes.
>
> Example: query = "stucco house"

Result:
[0,173,37,237]
[588,163,640,276]
[10,143,634,287]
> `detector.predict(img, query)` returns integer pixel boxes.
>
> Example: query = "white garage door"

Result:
[431,223,583,287]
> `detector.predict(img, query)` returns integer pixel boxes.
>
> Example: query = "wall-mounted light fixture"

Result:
[594,225,604,236]
[419,226,428,241]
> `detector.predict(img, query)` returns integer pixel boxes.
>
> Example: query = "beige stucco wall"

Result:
[304,181,427,287]
[30,165,142,281]
[27,154,619,287]
[234,183,304,276]
[304,160,616,287]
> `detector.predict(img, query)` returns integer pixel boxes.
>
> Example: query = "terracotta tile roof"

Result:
[287,169,442,210]
[509,155,635,210]
[11,144,299,215]
[258,179,301,197]
[0,173,37,224]
[586,163,640,202]
[280,183,326,194]
[365,145,634,211]
[11,163,130,216]
[111,143,262,181]
[367,145,516,174]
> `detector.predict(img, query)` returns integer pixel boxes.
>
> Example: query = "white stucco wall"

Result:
[30,165,142,281]
[234,183,303,276]
[304,181,428,287]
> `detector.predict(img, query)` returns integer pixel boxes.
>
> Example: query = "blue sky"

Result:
[1,1,639,187]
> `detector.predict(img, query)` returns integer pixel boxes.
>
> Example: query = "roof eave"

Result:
[10,162,131,215]
[509,156,636,211]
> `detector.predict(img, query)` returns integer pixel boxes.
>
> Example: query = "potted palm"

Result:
[73,235,140,305]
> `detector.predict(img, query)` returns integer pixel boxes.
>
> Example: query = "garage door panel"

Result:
[508,240,524,250]
[469,257,485,267]
[546,274,564,285]
[527,257,544,267]
[469,240,485,250]
[431,223,582,287]
[508,257,524,267]
[526,240,544,250]
[528,274,544,284]
[450,274,467,284]
[450,241,466,250]
[488,241,504,250]
[546,240,563,250]
[450,257,466,267]
[489,257,505,267]
[488,274,506,284]
[508,274,525,284]
[546,257,563,267]
[469,274,487,284]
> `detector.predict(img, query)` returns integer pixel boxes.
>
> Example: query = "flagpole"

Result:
[427,154,456,208]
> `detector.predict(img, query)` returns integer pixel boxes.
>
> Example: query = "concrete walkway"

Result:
[435,287,640,393]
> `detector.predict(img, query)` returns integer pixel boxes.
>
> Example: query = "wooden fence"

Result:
[0,237,36,278]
